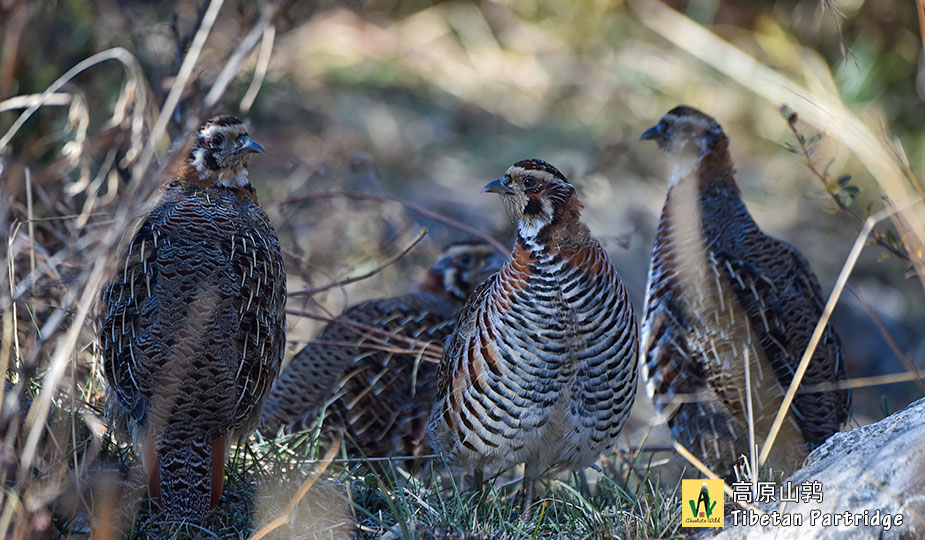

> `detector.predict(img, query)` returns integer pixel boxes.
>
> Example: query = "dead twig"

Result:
[285,308,444,358]
[289,227,427,298]
[781,107,909,263]
[850,286,925,391]
[305,340,441,364]
[131,0,223,190]
[282,190,509,256]
[797,371,925,393]
[171,1,211,72]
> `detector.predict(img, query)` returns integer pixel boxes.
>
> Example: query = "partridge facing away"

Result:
[98,116,286,522]
[639,106,849,480]
[427,159,639,513]
[259,239,503,457]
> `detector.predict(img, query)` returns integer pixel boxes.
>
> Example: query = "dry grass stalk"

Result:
[759,201,923,466]
[132,0,223,182]
[248,433,341,540]
[204,0,283,109]
[670,441,763,515]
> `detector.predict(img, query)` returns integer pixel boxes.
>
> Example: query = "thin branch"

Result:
[743,345,757,495]
[171,1,211,72]
[289,227,427,298]
[285,308,444,357]
[0,49,145,152]
[306,340,441,364]
[782,107,910,263]
[797,371,925,393]
[850,287,925,391]
[653,368,925,407]
[282,190,510,256]
[759,199,922,466]
[0,92,73,112]
[131,0,224,186]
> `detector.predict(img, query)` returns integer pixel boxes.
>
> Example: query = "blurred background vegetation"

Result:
[2,0,924,537]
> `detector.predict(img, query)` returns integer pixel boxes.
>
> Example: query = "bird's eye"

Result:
[459,254,473,266]
[212,133,225,147]
[523,176,538,189]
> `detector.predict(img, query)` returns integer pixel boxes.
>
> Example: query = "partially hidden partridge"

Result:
[639,106,849,480]
[260,240,503,457]
[98,115,286,521]
[427,159,639,513]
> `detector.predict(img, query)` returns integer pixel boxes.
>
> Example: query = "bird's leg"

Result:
[520,461,540,521]
[451,469,466,492]
[577,470,591,498]
[210,435,227,509]
[144,433,162,505]
[473,468,484,492]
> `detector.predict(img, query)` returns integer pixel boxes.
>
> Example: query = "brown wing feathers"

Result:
[640,106,848,479]
[99,117,285,522]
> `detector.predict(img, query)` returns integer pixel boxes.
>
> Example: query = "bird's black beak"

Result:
[482,176,514,195]
[640,122,668,144]
[236,136,265,155]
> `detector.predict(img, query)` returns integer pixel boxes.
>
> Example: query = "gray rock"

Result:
[713,396,925,539]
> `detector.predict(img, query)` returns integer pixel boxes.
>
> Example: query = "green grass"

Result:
[39,398,684,540]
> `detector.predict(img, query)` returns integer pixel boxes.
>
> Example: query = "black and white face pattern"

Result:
[190,115,265,187]
[641,106,727,159]
[482,159,576,239]
[432,240,505,301]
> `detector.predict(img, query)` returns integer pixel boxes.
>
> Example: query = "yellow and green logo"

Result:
[681,479,724,527]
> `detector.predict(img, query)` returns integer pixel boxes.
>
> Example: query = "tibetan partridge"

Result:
[98,116,286,521]
[260,239,503,458]
[639,106,849,480]
[427,159,639,513]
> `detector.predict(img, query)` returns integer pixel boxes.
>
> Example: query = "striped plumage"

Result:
[427,159,638,513]
[639,106,849,480]
[260,240,502,457]
[98,116,286,522]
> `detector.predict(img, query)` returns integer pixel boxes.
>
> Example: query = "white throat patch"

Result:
[191,148,250,188]
[518,216,548,239]
[668,154,699,189]
[517,197,554,240]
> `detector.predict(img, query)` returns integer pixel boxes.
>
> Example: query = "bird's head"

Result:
[483,159,580,240]
[188,115,264,188]
[641,106,735,187]
[422,239,504,302]
[641,106,729,160]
